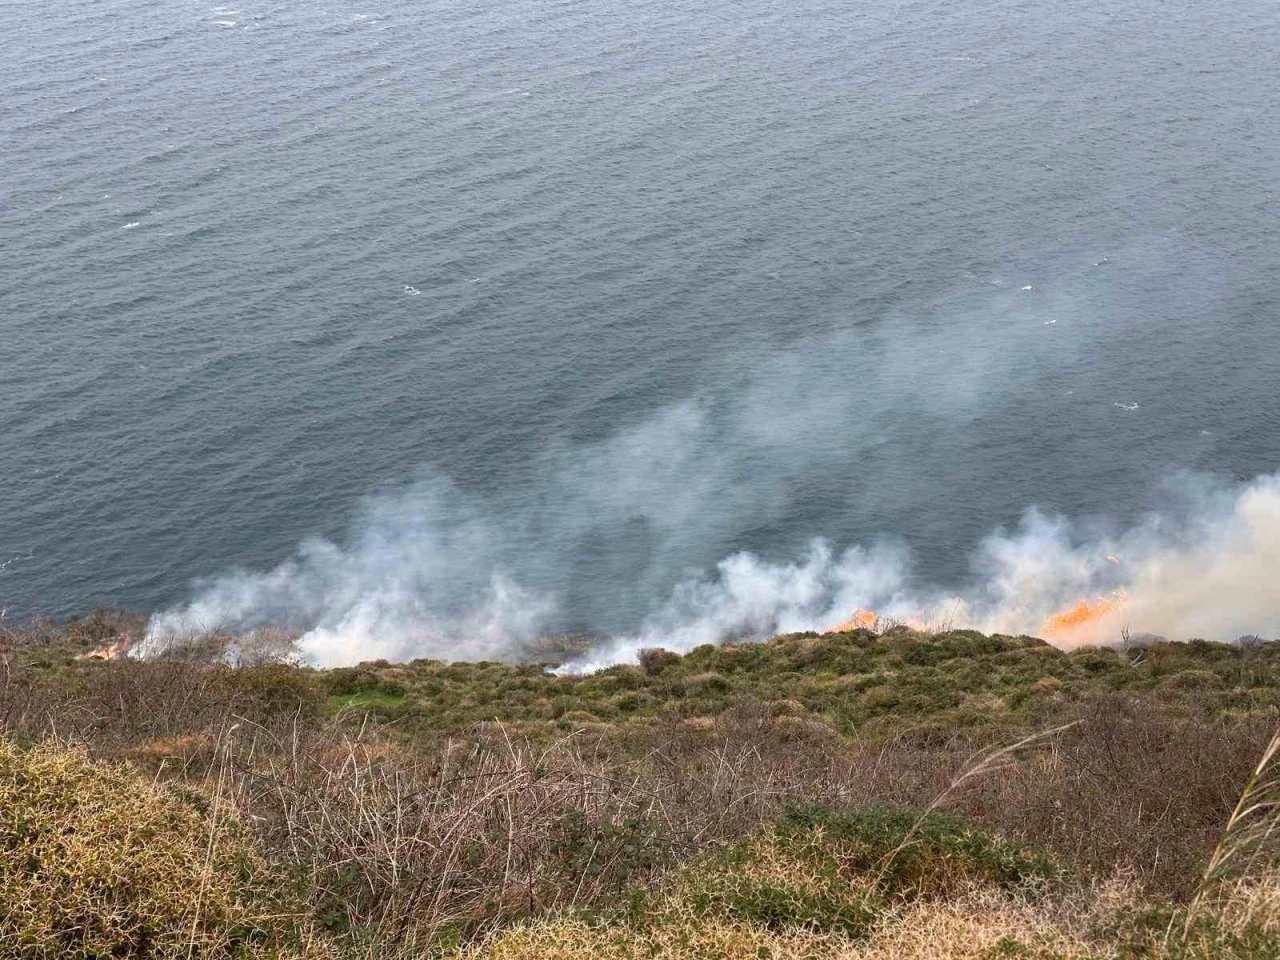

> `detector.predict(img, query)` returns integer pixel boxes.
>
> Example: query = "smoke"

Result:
[144,464,1280,669]
[563,540,913,673]
[557,472,1280,672]
[143,242,1279,668]
[1097,474,1280,642]
[141,479,557,663]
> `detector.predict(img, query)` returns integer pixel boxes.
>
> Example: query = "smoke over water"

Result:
[141,481,558,664]
[142,468,1280,670]
[143,247,1280,669]
[560,473,1280,671]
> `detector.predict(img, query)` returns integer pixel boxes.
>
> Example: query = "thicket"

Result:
[1,618,1278,958]
[314,628,1280,736]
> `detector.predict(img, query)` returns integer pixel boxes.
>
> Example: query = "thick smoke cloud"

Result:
[141,480,556,663]
[558,474,1280,671]
[145,464,1280,669]
[144,245,1279,668]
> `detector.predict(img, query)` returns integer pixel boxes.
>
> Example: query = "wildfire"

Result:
[1041,592,1126,641]
[78,633,131,661]
[825,608,879,633]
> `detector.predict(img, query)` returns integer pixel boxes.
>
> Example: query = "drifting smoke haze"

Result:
[139,483,557,664]
[562,473,1280,672]
[143,244,1280,670]
[6,0,1280,678]
[143,465,1280,671]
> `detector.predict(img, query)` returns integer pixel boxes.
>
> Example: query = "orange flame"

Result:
[1042,592,1126,640]
[826,608,878,633]
[78,633,131,661]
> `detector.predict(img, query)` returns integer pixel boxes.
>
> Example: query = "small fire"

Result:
[78,633,131,661]
[1105,553,1121,564]
[826,608,879,633]
[1041,592,1126,641]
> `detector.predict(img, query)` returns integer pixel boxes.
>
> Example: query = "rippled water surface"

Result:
[2,0,1278,634]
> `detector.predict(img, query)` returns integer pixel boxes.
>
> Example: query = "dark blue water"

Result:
[2,0,1279,646]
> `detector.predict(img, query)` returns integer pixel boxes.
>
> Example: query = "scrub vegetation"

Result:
[1,610,1278,958]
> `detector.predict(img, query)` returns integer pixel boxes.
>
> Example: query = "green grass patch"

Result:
[328,689,407,712]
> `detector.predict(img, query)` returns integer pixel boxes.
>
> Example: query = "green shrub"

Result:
[320,666,381,696]
[551,811,668,891]
[1160,669,1223,692]
[559,710,602,725]
[682,671,732,695]
[775,804,1059,896]
[679,834,880,936]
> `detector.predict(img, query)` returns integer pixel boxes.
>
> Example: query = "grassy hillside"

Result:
[1,616,1278,958]
[318,627,1280,736]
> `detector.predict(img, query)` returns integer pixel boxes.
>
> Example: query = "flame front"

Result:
[78,633,132,661]
[1041,591,1126,642]
[826,608,879,633]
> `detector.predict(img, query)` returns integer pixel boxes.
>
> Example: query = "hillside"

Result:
[1,617,1278,958]
[322,627,1280,736]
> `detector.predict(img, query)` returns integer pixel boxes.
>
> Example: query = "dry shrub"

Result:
[458,784,1073,958]
[134,700,1272,946]
[0,734,308,959]
[204,717,812,941]
[637,648,681,676]
[1183,727,1280,928]
[193,722,654,939]
[107,706,876,945]
[957,699,1275,895]
[463,915,841,960]
[5,651,1277,953]
[462,815,1088,960]
[0,655,58,740]
[0,656,322,749]
[852,889,1100,960]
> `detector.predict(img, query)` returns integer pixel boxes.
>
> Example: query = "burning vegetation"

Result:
[821,585,1133,649]
[76,632,131,661]
[1041,591,1127,643]
[825,607,880,633]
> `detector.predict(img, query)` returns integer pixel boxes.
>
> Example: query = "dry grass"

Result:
[849,889,1104,959]
[461,915,842,960]
[467,908,1090,960]
[2,623,1279,957]
[1183,728,1280,933]
[0,735,309,959]
[1211,873,1280,939]
[461,850,1103,960]
[462,865,1280,960]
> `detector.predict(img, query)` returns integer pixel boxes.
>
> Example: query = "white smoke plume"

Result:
[559,473,1280,672]
[563,540,913,673]
[144,467,1280,671]
[142,479,557,665]
[143,243,1279,669]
